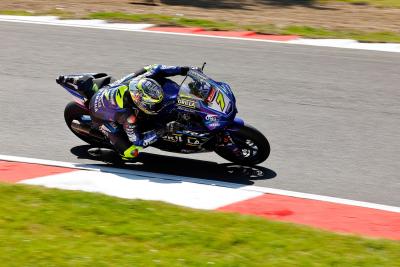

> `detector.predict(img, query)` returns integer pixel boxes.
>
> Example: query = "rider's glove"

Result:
[181,66,202,75]
[181,67,190,75]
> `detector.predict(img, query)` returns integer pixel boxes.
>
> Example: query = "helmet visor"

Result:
[137,78,163,103]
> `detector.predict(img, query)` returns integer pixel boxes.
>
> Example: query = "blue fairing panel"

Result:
[62,85,85,100]
[162,80,180,101]
[229,117,244,131]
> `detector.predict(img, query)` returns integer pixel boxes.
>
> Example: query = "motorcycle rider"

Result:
[58,64,195,160]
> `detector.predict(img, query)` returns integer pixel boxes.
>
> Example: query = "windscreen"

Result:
[179,70,233,115]
[179,70,211,100]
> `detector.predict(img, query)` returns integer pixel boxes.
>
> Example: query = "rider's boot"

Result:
[119,131,159,161]
[121,145,142,160]
[98,123,140,160]
[102,118,167,161]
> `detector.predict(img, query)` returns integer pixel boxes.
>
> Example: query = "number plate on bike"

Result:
[207,88,231,114]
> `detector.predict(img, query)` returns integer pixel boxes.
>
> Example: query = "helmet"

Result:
[129,78,164,115]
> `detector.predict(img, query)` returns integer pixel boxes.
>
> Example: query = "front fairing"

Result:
[176,70,237,131]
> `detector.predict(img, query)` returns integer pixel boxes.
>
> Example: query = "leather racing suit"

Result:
[87,64,189,159]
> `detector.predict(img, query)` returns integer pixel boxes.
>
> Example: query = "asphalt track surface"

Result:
[1,22,399,206]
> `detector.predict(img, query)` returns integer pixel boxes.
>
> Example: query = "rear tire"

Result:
[64,101,105,146]
[215,124,270,166]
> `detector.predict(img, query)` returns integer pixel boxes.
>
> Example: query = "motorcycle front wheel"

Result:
[215,124,270,166]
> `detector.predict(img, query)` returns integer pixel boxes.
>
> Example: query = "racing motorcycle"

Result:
[58,65,270,165]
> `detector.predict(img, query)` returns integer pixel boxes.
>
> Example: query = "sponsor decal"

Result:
[206,87,216,102]
[177,106,196,113]
[187,137,201,146]
[208,122,221,128]
[162,134,183,143]
[205,114,218,122]
[94,91,106,112]
[143,135,157,147]
[183,131,208,138]
[177,98,196,109]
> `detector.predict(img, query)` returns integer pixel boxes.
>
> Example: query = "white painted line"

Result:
[21,170,262,210]
[1,15,400,53]
[0,15,153,31]
[289,38,400,53]
[1,154,399,212]
[0,154,255,189]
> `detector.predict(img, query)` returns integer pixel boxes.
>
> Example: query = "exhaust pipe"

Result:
[71,120,104,140]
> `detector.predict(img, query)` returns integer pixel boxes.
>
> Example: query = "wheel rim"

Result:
[228,135,260,160]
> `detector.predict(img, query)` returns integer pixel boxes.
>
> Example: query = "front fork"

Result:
[216,131,243,157]
[215,117,245,154]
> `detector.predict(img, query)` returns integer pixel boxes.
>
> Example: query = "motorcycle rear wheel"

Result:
[64,101,105,147]
[215,124,270,166]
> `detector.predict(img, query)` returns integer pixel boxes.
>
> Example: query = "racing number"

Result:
[216,92,225,111]
[116,89,122,98]
[115,85,128,108]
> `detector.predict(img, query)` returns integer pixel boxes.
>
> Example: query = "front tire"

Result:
[215,124,270,166]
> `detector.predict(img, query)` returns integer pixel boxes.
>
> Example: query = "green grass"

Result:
[0,183,399,266]
[88,12,236,30]
[282,25,400,43]
[0,9,73,17]
[0,10,34,16]
[2,9,400,42]
[88,12,400,43]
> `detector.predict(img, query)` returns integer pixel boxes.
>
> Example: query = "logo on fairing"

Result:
[94,91,106,112]
[143,135,157,147]
[183,131,208,138]
[177,98,196,108]
[205,114,218,121]
[162,134,183,143]
[208,122,221,129]
[187,137,201,146]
